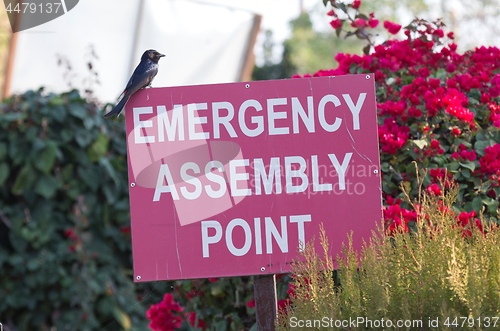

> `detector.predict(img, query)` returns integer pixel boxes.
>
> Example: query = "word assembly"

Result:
[152,153,355,201]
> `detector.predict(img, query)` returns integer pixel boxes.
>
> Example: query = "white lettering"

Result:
[254,158,282,195]
[292,96,315,133]
[265,216,288,253]
[180,162,202,200]
[230,159,251,197]
[204,161,227,199]
[153,164,179,201]
[267,98,289,135]
[157,105,184,142]
[187,103,209,140]
[318,95,342,132]
[212,101,237,139]
[312,155,332,192]
[133,106,155,144]
[285,156,308,193]
[254,218,263,254]
[200,215,310,257]
[328,153,353,190]
[239,99,264,137]
[202,221,222,257]
[226,218,252,256]
[289,214,311,251]
[342,93,366,130]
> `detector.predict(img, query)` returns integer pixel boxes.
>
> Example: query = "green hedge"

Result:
[0,89,150,330]
[0,89,261,331]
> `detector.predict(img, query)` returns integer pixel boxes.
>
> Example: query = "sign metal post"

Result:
[254,274,277,331]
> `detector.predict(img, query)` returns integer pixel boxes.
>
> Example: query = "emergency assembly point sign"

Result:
[125,75,382,282]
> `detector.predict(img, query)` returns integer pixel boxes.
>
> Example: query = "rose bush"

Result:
[295,0,500,235]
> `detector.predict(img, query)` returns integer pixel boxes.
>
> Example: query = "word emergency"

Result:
[132,93,367,143]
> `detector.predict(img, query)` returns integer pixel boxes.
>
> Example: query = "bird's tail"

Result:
[104,92,131,118]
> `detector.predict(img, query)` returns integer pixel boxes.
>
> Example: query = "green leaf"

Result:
[476,131,486,141]
[211,285,226,297]
[336,25,342,37]
[9,231,28,253]
[481,181,492,192]
[75,129,93,147]
[356,13,369,21]
[12,164,35,195]
[49,96,65,106]
[472,176,481,188]
[0,162,10,186]
[50,106,66,122]
[34,143,57,174]
[3,112,24,122]
[433,156,445,166]
[0,142,7,161]
[413,139,428,149]
[68,103,87,119]
[472,197,483,212]
[215,320,228,331]
[345,31,356,39]
[27,259,40,271]
[77,166,100,191]
[405,162,417,176]
[459,161,475,172]
[112,307,131,330]
[397,153,409,162]
[99,158,119,186]
[83,116,95,130]
[88,133,109,162]
[402,181,411,193]
[468,97,479,105]
[474,140,490,156]
[483,198,499,214]
[61,164,74,182]
[34,175,58,199]
[449,161,460,171]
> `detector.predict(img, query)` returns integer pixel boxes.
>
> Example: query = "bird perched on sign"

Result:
[104,49,165,118]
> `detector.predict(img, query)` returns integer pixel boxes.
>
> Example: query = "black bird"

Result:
[104,49,165,118]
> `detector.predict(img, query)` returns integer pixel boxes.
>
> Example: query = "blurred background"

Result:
[1,0,499,102]
[1,1,500,330]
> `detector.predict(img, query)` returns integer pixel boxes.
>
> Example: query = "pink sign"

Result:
[126,75,382,282]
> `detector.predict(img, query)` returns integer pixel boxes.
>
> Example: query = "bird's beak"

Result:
[159,54,165,58]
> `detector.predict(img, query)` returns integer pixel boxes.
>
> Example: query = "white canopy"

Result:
[4,0,261,103]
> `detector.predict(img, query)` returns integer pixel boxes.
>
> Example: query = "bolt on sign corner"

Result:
[126,75,383,282]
